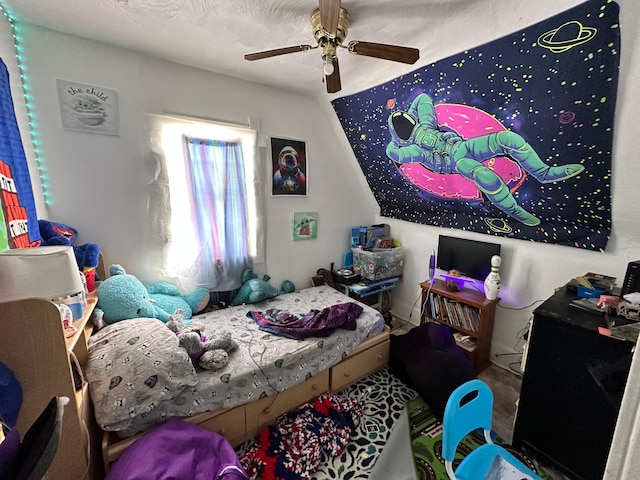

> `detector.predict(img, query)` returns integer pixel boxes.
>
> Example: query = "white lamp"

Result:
[0,246,84,304]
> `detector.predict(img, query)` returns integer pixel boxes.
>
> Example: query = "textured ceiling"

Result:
[4,0,582,98]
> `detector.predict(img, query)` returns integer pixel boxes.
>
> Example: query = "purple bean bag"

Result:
[106,418,248,480]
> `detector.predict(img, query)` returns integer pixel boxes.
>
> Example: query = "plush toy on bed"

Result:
[230,268,295,306]
[95,264,210,325]
[166,310,238,370]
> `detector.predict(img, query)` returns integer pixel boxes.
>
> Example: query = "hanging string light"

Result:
[0,2,50,205]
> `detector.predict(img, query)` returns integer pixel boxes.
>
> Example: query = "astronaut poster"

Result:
[271,136,308,196]
[331,0,619,252]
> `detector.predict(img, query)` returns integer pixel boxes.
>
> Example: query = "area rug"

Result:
[407,395,556,480]
[235,367,418,480]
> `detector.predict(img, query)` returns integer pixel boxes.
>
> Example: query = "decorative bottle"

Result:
[484,255,501,300]
[429,249,436,283]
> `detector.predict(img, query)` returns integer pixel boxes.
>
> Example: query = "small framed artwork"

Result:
[292,212,318,241]
[271,136,307,196]
[56,79,119,135]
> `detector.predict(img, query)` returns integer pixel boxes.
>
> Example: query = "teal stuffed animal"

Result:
[230,268,295,306]
[96,264,210,325]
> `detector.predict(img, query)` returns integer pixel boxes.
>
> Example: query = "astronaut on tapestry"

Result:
[385,93,584,226]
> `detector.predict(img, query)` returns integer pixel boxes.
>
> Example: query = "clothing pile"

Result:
[240,392,364,480]
[247,302,362,340]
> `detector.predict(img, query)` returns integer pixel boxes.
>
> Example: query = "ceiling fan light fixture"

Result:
[322,56,335,76]
[244,2,419,93]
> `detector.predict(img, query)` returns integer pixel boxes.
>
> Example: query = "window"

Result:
[147,115,262,292]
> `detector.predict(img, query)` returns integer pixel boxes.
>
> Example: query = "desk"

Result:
[512,285,634,480]
[338,277,398,312]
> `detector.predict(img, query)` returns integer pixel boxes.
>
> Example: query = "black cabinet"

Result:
[512,287,634,480]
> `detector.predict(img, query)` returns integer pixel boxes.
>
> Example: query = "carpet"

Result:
[407,395,557,480]
[312,367,418,479]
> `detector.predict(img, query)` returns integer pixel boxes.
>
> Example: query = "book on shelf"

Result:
[426,291,480,333]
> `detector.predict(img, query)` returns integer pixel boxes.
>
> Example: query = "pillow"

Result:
[86,318,199,432]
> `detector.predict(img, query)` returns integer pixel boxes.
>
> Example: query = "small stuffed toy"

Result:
[95,264,210,325]
[166,310,238,370]
[38,219,100,273]
[230,268,295,306]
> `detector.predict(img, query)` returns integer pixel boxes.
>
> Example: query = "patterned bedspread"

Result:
[88,285,384,438]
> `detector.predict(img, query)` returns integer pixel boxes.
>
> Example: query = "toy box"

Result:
[351,247,404,282]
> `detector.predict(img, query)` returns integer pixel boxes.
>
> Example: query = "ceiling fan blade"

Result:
[347,41,420,64]
[325,57,341,93]
[319,0,341,37]
[244,45,314,61]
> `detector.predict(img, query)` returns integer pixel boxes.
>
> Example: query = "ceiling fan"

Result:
[244,0,420,94]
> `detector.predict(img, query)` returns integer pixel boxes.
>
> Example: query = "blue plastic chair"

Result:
[442,379,542,480]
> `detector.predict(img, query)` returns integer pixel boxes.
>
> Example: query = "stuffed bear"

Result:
[95,264,210,325]
[166,310,238,370]
[230,268,295,306]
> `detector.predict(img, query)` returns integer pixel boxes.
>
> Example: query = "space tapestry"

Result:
[331,0,620,251]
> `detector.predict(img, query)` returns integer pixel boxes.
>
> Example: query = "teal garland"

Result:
[0,3,49,205]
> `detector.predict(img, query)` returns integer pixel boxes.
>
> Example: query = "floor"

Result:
[390,317,572,479]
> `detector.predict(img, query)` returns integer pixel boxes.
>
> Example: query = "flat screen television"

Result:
[437,235,502,281]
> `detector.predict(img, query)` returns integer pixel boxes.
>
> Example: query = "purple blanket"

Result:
[247,302,363,340]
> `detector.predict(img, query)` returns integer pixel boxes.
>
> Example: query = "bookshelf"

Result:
[419,279,497,372]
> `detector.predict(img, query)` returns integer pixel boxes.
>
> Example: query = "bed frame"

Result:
[101,324,390,472]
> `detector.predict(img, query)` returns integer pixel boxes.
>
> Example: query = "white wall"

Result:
[15,23,378,291]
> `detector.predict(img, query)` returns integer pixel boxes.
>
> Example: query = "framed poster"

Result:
[56,79,119,135]
[292,212,317,241]
[270,136,307,196]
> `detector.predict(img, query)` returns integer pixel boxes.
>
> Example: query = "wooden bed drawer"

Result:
[245,369,330,436]
[330,339,390,391]
[193,404,246,446]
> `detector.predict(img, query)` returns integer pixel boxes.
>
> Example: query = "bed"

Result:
[88,285,390,471]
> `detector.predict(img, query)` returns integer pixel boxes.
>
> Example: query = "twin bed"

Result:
[88,283,391,471]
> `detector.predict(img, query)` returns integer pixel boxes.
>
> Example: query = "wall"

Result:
[14,23,378,291]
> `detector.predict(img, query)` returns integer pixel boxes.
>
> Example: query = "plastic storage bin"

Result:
[351,247,404,281]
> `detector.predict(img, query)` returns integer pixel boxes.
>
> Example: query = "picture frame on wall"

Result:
[270,136,307,196]
[292,212,318,241]
[56,79,119,135]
